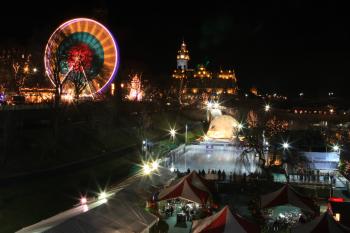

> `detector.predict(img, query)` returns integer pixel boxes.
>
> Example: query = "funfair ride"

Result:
[44,18,119,100]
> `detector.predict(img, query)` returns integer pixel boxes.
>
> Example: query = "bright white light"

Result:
[80,197,87,205]
[98,192,107,200]
[143,163,152,175]
[169,128,177,138]
[237,123,243,130]
[265,104,271,112]
[170,166,175,172]
[282,142,290,149]
[213,102,219,109]
[207,102,213,109]
[142,140,146,145]
[332,144,340,152]
[33,67,38,73]
[151,160,159,171]
[265,141,269,146]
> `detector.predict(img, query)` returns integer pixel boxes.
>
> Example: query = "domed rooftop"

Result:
[206,115,239,140]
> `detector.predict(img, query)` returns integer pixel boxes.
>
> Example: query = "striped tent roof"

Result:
[192,206,260,233]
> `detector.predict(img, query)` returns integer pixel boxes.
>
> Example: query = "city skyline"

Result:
[1,1,349,98]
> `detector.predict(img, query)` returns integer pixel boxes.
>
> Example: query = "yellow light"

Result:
[335,213,340,222]
[143,163,152,175]
[98,191,107,200]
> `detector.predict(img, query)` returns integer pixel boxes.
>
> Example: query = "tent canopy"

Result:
[158,171,211,204]
[291,211,349,233]
[260,184,316,213]
[192,206,260,233]
[158,178,209,204]
[16,167,175,233]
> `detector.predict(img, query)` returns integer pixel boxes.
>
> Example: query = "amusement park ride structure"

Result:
[44,18,119,100]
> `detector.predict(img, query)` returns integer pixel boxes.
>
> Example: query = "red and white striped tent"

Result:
[185,171,211,193]
[192,206,260,233]
[157,171,211,204]
[260,184,316,213]
[291,211,349,233]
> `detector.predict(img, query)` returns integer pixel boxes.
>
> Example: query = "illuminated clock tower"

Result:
[176,40,190,70]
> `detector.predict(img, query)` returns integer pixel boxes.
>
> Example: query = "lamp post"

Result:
[169,128,176,142]
[142,139,147,159]
[282,141,290,181]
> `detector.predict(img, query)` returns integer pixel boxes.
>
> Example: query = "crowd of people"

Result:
[174,168,261,184]
[287,169,337,184]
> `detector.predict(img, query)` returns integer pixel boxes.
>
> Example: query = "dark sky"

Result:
[1,1,349,98]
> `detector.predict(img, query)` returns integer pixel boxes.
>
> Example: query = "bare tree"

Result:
[50,52,64,108]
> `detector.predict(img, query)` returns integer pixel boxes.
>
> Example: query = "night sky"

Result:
[1,1,349,98]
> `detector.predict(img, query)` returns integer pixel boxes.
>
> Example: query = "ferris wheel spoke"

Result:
[81,66,95,99]
[61,66,73,85]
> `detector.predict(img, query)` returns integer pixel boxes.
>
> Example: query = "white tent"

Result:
[16,167,176,233]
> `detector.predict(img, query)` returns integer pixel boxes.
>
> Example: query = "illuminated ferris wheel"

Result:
[44,18,119,98]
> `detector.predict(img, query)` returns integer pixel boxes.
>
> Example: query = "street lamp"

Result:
[332,144,340,154]
[142,139,147,159]
[237,123,244,131]
[207,101,213,109]
[80,197,87,205]
[169,128,177,142]
[265,104,271,112]
[142,163,152,175]
[282,142,290,150]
